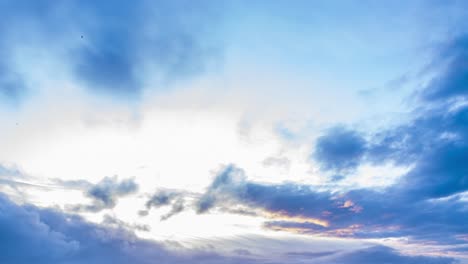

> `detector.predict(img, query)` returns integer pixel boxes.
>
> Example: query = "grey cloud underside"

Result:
[0,194,255,264]
[195,165,468,244]
[0,193,456,264]
[69,176,138,212]
[313,127,367,172]
[143,189,186,220]
[422,36,468,102]
[0,0,222,101]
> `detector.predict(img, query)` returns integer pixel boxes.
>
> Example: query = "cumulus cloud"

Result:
[313,127,367,172]
[0,193,229,264]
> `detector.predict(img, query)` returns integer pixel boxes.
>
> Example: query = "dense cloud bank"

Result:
[0,193,456,264]
[195,164,468,245]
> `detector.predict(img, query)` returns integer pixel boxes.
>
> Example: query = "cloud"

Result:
[313,127,367,172]
[309,34,468,200]
[325,246,455,264]
[0,193,456,264]
[0,164,23,179]
[195,165,468,245]
[160,198,185,221]
[145,190,180,209]
[0,164,49,200]
[284,246,455,264]
[0,0,223,101]
[422,36,468,102]
[0,193,80,263]
[197,165,336,224]
[143,190,186,220]
[0,193,226,264]
[0,64,26,105]
[370,34,468,199]
[262,156,291,171]
[102,214,150,232]
[368,97,468,200]
[71,176,138,212]
[196,165,248,214]
[311,34,468,200]
[285,250,338,258]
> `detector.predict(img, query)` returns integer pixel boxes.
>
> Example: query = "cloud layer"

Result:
[0,194,456,264]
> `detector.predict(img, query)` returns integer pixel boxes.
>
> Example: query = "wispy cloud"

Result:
[69,176,138,212]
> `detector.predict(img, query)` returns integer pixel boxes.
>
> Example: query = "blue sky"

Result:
[1,1,468,263]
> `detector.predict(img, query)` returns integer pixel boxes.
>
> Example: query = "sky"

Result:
[1,0,468,263]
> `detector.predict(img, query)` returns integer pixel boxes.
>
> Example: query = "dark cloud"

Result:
[196,165,248,214]
[0,194,79,263]
[0,193,456,264]
[285,250,338,258]
[160,198,185,221]
[422,36,468,102]
[365,34,468,200]
[367,105,468,200]
[196,165,468,245]
[0,193,268,264]
[313,127,367,172]
[309,34,468,201]
[0,0,223,101]
[71,176,138,212]
[196,165,335,218]
[144,189,186,220]
[145,190,180,209]
[326,246,455,264]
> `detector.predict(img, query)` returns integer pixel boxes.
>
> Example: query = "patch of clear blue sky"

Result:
[220,1,468,124]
